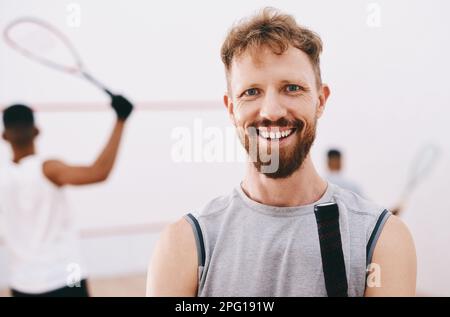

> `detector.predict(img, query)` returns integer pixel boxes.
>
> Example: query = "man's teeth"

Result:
[258,128,294,140]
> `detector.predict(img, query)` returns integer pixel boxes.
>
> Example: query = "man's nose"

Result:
[259,91,287,122]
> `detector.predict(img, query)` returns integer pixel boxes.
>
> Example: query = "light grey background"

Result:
[1,0,449,295]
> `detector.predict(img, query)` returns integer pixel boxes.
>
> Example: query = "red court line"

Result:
[0,221,170,245]
[0,100,222,112]
[79,221,169,238]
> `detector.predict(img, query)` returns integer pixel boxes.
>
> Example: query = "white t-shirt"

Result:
[325,171,364,198]
[0,155,86,293]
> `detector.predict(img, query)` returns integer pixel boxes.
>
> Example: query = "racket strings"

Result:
[4,19,83,74]
[401,144,441,202]
[4,17,113,96]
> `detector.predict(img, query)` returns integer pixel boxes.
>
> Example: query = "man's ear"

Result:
[2,131,7,141]
[316,84,330,118]
[223,93,236,127]
[33,126,39,138]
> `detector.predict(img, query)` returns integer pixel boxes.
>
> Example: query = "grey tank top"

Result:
[185,182,390,297]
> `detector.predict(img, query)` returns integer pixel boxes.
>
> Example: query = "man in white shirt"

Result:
[325,149,364,197]
[0,95,132,297]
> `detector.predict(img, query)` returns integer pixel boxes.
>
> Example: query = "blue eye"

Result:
[286,85,301,92]
[245,88,259,96]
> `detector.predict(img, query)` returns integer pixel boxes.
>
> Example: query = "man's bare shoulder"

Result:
[147,217,198,297]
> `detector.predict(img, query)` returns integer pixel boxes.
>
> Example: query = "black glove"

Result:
[111,94,133,120]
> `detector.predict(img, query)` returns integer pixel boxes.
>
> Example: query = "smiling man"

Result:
[147,7,416,297]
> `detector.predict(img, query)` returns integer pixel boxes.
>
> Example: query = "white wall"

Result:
[1,0,449,295]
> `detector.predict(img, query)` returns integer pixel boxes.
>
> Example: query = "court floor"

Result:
[0,272,146,297]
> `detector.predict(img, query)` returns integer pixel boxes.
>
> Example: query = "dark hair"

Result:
[327,149,341,159]
[2,104,34,129]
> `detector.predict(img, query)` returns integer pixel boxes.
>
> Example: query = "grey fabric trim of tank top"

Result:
[366,209,391,266]
[184,213,205,267]
[234,182,336,217]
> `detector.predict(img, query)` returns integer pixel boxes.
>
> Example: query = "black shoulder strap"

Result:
[314,202,348,297]
[366,209,391,266]
[185,213,206,267]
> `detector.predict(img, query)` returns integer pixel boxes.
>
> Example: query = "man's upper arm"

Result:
[365,215,417,297]
[43,160,108,186]
[146,217,198,297]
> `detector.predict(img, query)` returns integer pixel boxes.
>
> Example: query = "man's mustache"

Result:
[246,118,305,136]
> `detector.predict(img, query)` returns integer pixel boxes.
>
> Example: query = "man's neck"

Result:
[12,144,35,163]
[242,155,327,207]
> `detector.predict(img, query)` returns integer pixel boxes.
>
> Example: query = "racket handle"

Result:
[82,71,115,98]
[103,88,115,98]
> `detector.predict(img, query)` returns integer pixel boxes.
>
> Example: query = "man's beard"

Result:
[238,116,317,179]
